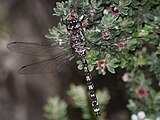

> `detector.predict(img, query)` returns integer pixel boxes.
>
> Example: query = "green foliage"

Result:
[44,85,110,120]
[68,84,110,119]
[46,0,160,119]
[45,23,68,46]
[44,97,68,120]
[104,54,119,73]
[125,71,160,119]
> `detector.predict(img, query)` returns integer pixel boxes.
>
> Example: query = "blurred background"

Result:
[0,0,129,120]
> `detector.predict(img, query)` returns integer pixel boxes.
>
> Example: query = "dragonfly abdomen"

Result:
[65,12,100,116]
[82,57,100,116]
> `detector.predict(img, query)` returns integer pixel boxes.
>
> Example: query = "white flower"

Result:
[131,111,146,120]
[131,114,138,120]
[138,111,145,119]
[103,9,108,15]
[156,117,160,120]
[122,73,132,82]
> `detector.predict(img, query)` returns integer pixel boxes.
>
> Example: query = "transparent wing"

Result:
[17,52,70,74]
[7,42,69,57]
[7,42,77,74]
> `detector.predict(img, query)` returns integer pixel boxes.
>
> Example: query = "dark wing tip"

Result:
[11,42,18,44]
[8,42,18,45]
[17,66,26,74]
[7,42,17,49]
[20,66,27,69]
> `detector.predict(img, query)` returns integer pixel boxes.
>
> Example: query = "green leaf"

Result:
[44,97,68,120]
[102,71,106,75]
[128,8,133,16]
[54,8,63,16]
[105,54,111,61]
[77,61,83,70]
[120,7,128,15]
[107,66,116,74]
[97,0,102,7]
[146,13,154,21]
[67,85,93,119]
[88,64,94,72]
[111,58,118,64]
[90,0,97,6]
[157,45,160,54]
[78,65,83,70]
[140,0,148,5]
[114,0,119,4]
[120,58,127,68]
[112,64,119,68]
[45,34,55,39]
[124,0,132,6]
[97,88,110,111]
[149,0,159,4]
[131,0,139,8]
[127,39,138,50]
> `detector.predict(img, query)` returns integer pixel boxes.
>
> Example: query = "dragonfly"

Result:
[8,11,100,116]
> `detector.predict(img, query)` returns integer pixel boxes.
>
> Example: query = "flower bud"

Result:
[110,4,120,15]
[138,111,145,120]
[131,114,138,120]
[101,29,110,40]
